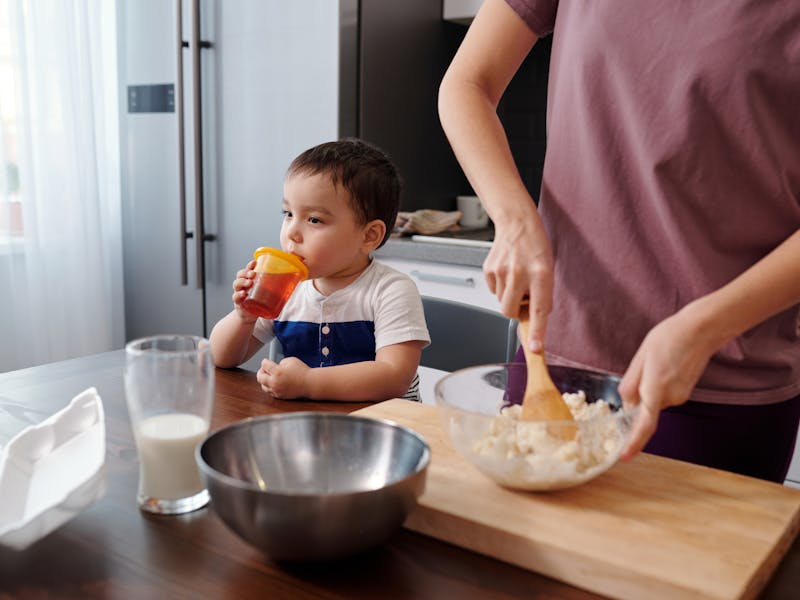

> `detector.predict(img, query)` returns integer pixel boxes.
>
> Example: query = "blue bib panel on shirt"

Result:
[274,320,376,368]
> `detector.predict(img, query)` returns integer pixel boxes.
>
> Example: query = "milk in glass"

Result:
[136,413,208,499]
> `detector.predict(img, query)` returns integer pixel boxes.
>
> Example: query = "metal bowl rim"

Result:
[125,334,210,357]
[196,411,431,497]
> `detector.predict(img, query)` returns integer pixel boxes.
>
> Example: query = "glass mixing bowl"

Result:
[434,363,638,491]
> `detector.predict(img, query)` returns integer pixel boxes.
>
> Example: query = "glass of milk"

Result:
[124,335,214,514]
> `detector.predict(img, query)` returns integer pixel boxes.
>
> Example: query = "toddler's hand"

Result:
[257,357,309,399]
[232,260,257,322]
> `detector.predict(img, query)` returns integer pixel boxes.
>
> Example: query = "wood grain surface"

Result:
[355,399,800,600]
[0,351,797,600]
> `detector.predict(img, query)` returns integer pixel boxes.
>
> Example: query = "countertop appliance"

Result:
[118,0,464,370]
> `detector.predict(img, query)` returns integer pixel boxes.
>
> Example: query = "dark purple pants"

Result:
[643,394,800,483]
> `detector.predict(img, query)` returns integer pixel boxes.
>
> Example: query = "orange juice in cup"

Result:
[241,247,309,319]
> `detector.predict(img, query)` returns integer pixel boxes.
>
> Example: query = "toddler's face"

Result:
[279,172,367,280]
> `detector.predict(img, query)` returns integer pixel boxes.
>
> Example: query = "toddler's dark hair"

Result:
[287,138,402,247]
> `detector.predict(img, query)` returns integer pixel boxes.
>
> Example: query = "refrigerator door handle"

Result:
[176,0,189,285]
[190,0,206,291]
[178,0,214,291]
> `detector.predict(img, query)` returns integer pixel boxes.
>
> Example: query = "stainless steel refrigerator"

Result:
[118,0,464,369]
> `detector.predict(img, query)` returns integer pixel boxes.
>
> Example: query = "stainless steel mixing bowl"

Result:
[196,412,430,561]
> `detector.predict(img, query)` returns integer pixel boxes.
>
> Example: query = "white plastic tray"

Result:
[0,387,106,550]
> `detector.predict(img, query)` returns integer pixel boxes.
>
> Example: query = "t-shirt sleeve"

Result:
[251,317,275,346]
[373,274,431,351]
[505,0,558,37]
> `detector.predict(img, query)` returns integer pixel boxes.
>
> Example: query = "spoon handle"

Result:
[517,307,575,426]
[517,314,551,386]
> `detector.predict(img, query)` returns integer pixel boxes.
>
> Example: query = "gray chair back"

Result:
[420,296,517,372]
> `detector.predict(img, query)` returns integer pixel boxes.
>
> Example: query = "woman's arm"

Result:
[439,0,551,350]
[620,228,800,458]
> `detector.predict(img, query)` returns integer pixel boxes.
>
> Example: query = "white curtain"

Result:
[0,0,125,372]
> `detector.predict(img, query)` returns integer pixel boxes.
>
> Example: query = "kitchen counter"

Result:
[0,351,598,598]
[377,236,490,268]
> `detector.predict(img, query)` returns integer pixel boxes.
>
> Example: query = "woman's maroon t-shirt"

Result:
[505,0,800,404]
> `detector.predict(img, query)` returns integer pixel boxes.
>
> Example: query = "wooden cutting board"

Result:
[354,399,800,600]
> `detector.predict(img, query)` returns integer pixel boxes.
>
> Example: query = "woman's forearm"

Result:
[684,228,800,351]
[439,78,535,226]
[437,0,540,227]
[438,0,558,328]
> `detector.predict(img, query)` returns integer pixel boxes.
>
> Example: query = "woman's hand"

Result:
[257,357,310,399]
[483,214,553,352]
[618,305,718,460]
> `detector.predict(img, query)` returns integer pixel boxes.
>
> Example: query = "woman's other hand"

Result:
[618,305,718,460]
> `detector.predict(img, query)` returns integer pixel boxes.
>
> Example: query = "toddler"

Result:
[209,139,430,402]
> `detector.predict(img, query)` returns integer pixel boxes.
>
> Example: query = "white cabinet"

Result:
[379,257,501,406]
[787,436,800,487]
[378,257,499,312]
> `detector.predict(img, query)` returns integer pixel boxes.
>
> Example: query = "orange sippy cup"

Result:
[241,247,309,319]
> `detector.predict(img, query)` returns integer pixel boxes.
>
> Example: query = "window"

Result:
[0,0,22,237]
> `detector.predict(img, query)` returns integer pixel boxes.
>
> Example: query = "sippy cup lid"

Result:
[252,247,309,278]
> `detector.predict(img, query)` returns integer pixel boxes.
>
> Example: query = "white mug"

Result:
[456,195,489,229]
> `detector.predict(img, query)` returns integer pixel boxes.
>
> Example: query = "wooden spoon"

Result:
[517,304,577,440]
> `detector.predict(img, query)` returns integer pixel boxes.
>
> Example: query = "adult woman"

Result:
[438,0,800,481]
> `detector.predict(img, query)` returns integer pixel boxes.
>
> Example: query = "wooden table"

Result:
[0,350,797,599]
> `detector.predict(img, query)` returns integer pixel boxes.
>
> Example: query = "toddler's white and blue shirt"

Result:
[252,259,430,401]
